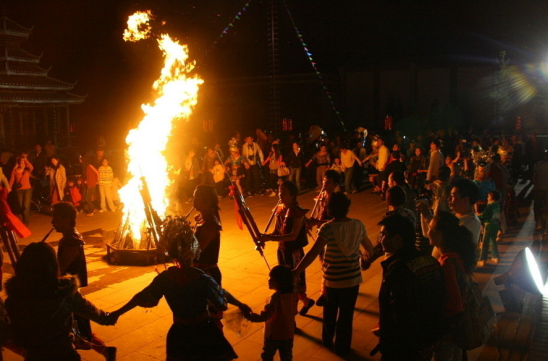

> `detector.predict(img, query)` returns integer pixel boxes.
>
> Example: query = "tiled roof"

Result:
[0,91,85,104]
[0,75,74,90]
[0,17,31,38]
[0,61,48,76]
[0,45,40,63]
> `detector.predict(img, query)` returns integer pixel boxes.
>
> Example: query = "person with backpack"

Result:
[427,210,477,360]
[373,213,445,361]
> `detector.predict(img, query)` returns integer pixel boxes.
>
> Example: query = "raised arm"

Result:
[262,215,304,243]
[293,235,328,275]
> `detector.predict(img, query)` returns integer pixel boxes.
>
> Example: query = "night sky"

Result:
[4,0,548,146]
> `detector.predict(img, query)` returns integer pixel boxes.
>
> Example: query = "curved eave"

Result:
[0,30,30,39]
[0,98,84,104]
[0,76,76,91]
[0,84,73,91]
[0,92,86,104]
[5,69,49,76]
[0,18,32,37]
[7,49,41,63]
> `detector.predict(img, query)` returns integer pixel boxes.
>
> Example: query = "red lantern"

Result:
[515,116,522,131]
[384,115,393,130]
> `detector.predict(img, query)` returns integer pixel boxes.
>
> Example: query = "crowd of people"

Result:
[0,126,544,361]
[0,142,124,228]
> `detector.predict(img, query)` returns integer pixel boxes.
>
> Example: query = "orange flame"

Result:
[119,11,203,245]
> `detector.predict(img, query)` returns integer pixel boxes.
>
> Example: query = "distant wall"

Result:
[341,64,507,134]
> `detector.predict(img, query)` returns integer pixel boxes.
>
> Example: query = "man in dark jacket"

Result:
[52,202,116,361]
[373,213,445,361]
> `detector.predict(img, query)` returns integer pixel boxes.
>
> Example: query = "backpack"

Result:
[452,262,496,350]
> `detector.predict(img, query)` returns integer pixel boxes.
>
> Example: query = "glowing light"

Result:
[524,247,546,295]
[123,10,153,42]
[119,11,203,246]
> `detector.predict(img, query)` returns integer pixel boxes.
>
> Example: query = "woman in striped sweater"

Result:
[293,192,374,355]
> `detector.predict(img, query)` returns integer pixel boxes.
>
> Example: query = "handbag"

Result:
[452,266,496,350]
[277,165,290,177]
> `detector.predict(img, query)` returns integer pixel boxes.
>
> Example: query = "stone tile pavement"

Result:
[1,181,544,360]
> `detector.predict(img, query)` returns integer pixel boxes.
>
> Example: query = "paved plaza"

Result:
[1,180,545,361]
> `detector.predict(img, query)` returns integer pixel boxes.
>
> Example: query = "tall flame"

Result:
[119,11,203,245]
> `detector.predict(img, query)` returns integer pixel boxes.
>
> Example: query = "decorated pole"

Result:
[215,141,270,269]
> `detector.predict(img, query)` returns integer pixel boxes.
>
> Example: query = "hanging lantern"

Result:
[202,120,214,132]
[515,116,522,131]
[384,115,393,130]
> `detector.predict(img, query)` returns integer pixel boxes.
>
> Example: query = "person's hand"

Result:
[305,218,319,230]
[106,311,120,325]
[238,303,252,315]
[259,234,271,243]
[415,200,430,216]
[244,164,250,169]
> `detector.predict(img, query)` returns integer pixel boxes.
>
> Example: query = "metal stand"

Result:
[0,225,21,265]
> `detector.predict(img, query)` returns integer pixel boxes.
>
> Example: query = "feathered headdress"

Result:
[160,216,200,262]
[472,149,494,167]
[228,137,239,152]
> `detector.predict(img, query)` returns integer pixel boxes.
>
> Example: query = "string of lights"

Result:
[281,0,346,131]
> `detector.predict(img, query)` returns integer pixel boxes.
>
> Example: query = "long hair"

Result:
[271,144,281,159]
[6,242,61,297]
[280,180,299,204]
[433,210,477,274]
[50,155,61,170]
[195,184,221,223]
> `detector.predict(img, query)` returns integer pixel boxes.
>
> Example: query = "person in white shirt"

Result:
[418,178,481,258]
[241,136,264,195]
[375,137,390,194]
[340,144,362,194]
[376,137,390,173]
[427,139,444,183]
[211,159,226,198]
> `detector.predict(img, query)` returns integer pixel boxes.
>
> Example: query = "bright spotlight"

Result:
[494,247,546,312]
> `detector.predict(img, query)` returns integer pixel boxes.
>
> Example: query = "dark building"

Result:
[0,16,84,150]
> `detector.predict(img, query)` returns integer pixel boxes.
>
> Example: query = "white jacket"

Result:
[241,142,264,166]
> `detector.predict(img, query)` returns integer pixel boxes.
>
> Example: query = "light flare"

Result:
[119,11,203,246]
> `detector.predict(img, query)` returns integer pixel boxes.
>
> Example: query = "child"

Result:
[64,178,82,210]
[329,158,344,174]
[477,190,501,267]
[243,265,297,361]
[211,159,226,198]
[98,158,116,212]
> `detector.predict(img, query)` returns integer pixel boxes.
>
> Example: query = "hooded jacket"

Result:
[5,276,111,360]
